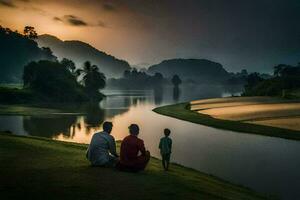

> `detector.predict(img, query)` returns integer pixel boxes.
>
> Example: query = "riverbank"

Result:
[0,103,99,116]
[0,133,266,200]
[153,97,300,140]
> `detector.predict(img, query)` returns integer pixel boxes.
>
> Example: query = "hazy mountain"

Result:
[148,59,230,83]
[0,27,56,83]
[37,34,131,78]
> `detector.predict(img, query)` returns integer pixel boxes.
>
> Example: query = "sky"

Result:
[0,0,299,73]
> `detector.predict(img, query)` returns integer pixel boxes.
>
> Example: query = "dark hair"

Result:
[164,128,171,136]
[103,121,113,133]
[129,124,139,135]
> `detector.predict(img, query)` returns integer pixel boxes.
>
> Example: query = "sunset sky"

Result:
[0,0,299,72]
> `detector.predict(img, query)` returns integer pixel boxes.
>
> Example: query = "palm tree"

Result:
[81,61,106,97]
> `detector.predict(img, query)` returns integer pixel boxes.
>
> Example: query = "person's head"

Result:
[103,121,113,134]
[164,128,171,137]
[128,124,139,136]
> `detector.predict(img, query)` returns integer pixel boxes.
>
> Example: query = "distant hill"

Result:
[148,59,230,83]
[0,26,56,83]
[37,34,130,78]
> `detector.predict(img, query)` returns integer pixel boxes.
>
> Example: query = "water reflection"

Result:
[1,86,299,199]
[173,86,181,102]
[153,86,163,105]
[23,115,77,137]
[54,117,100,143]
[83,103,105,127]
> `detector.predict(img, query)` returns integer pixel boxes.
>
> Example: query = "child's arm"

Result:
[159,139,162,149]
[169,139,172,151]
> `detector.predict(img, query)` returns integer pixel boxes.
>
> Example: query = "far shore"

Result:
[153,96,300,141]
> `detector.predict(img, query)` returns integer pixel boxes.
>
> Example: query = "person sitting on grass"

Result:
[117,124,150,172]
[159,128,172,171]
[86,121,118,167]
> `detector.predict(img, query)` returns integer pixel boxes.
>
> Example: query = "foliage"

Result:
[0,87,34,103]
[242,63,300,98]
[22,60,89,102]
[60,58,76,73]
[108,68,167,89]
[0,57,106,103]
[23,26,38,40]
[0,25,56,83]
[75,61,106,100]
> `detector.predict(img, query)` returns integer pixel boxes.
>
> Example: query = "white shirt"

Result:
[86,131,117,166]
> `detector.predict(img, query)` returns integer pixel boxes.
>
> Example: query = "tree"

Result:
[23,26,38,39]
[245,73,263,88]
[23,60,88,102]
[81,61,106,98]
[273,64,288,77]
[171,74,182,87]
[41,47,57,61]
[60,58,76,73]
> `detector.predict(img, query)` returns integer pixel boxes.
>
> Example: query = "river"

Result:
[0,85,299,199]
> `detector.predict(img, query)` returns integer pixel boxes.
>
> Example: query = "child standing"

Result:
[159,128,172,171]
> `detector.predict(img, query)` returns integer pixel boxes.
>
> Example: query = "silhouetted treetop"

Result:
[108,68,167,89]
[243,63,300,97]
[23,26,38,40]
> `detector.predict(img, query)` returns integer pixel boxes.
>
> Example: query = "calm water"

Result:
[0,85,299,199]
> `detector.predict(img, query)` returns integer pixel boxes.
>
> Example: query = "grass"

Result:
[153,103,300,141]
[288,89,300,98]
[0,104,90,116]
[0,133,267,200]
[0,83,22,89]
[0,104,62,116]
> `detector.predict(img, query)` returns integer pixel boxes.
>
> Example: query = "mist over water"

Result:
[0,85,299,199]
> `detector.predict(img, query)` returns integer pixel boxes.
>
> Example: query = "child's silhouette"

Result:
[159,128,172,171]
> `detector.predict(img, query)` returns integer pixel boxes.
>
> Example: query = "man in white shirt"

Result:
[86,121,118,167]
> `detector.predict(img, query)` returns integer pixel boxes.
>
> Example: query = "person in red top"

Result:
[117,124,150,172]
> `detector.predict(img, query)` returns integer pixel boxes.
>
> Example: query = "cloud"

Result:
[64,15,87,26]
[53,15,88,26]
[53,16,62,21]
[0,0,17,8]
[53,15,107,28]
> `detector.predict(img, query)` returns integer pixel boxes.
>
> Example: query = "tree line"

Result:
[243,63,300,98]
[108,68,182,89]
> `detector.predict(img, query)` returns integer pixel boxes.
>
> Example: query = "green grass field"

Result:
[153,102,300,141]
[0,133,267,200]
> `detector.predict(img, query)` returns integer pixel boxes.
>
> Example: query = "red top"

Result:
[120,135,146,166]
